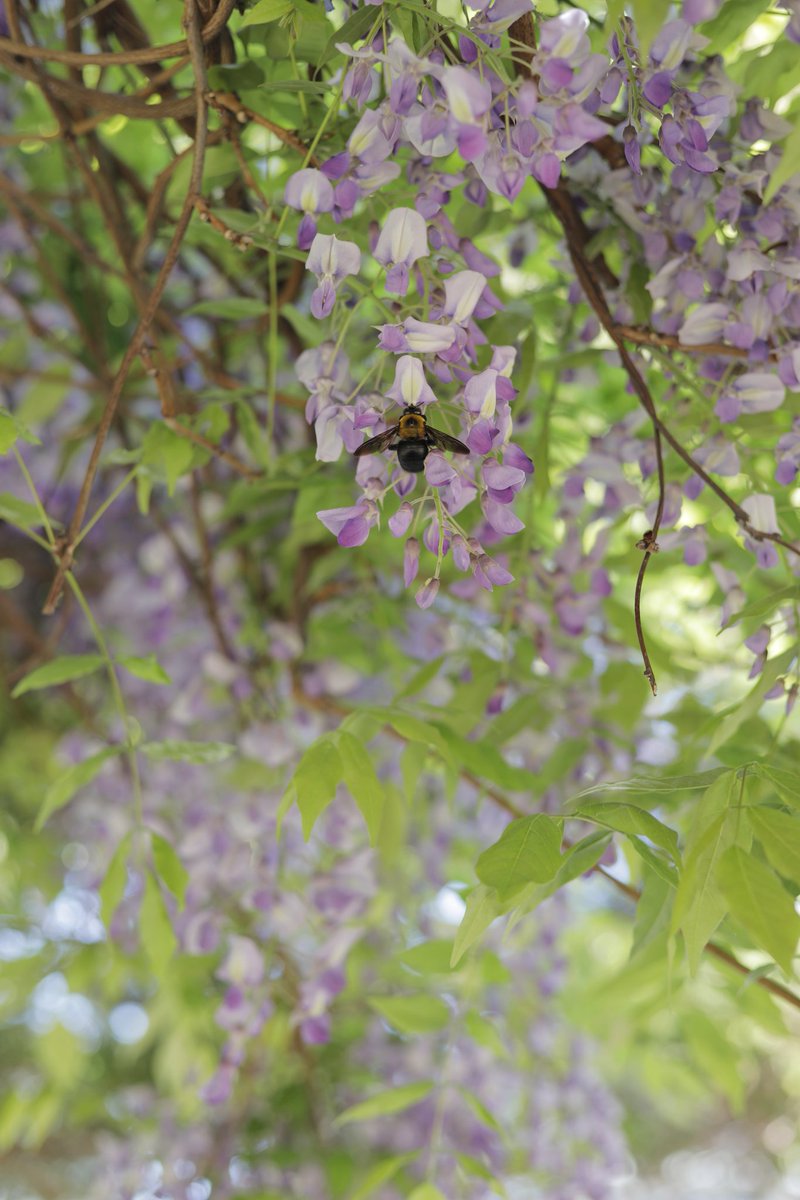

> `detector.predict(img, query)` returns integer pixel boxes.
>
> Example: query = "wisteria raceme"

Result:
[285,0,800,649]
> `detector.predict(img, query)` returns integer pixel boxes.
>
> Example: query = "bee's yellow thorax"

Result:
[398,414,426,439]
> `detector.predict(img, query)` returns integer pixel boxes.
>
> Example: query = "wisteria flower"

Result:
[306,234,361,319]
[284,168,335,249]
[317,502,378,547]
[374,207,429,293]
[386,356,438,408]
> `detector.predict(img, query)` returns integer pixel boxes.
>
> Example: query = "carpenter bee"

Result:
[354,405,470,474]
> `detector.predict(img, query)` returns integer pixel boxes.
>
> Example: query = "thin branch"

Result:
[0,0,237,65]
[164,418,262,480]
[206,90,318,163]
[616,324,779,362]
[42,0,212,614]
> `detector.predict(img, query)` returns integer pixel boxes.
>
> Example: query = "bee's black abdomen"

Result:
[396,440,428,473]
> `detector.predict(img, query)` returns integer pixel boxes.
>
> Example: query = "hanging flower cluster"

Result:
[284,6,633,607]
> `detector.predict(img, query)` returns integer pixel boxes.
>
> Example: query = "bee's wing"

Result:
[354,425,400,457]
[426,425,470,455]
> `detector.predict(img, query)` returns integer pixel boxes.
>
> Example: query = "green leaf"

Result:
[682,1011,745,1113]
[670,772,737,973]
[627,836,679,888]
[141,422,196,495]
[293,735,342,839]
[463,1011,507,1059]
[408,1187,447,1200]
[318,2,378,64]
[0,407,41,453]
[142,740,235,765]
[35,1025,84,1091]
[757,764,800,810]
[573,768,727,802]
[708,649,796,755]
[99,833,131,927]
[632,867,672,957]
[335,1082,435,1126]
[238,0,294,27]
[337,731,384,844]
[150,832,189,909]
[723,584,799,629]
[372,707,455,765]
[186,297,269,319]
[458,1086,502,1132]
[717,846,800,975]
[750,806,800,885]
[12,654,105,698]
[206,60,266,90]
[603,0,626,40]
[552,830,613,888]
[765,114,800,203]
[345,1153,418,1200]
[396,655,446,699]
[573,800,680,864]
[368,994,450,1035]
[35,746,122,831]
[0,410,18,454]
[140,871,177,976]
[451,884,503,967]
[117,654,172,686]
[397,939,454,974]
[436,726,537,793]
[699,0,773,55]
[631,0,672,58]
[475,814,562,897]
[0,558,23,589]
[455,1152,504,1191]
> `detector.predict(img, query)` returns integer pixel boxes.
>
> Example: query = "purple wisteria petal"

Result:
[348,108,394,163]
[338,516,373,547]
[317,503,375,545]
[678,302,729,345]
[378,318,456,354]
[311,281,336,319]
[731,372,785,413]
[385,263,410,294]
[218,935,264,986]
[465,368,498,417]
[285,168,335,214]
[424,452,457,487]
[468,418,498,455]
[504,444,534,475]
[683,0,723,21]
[415,577,440,608]
[482,494,524,535]
[482,461,526,492]
[480,555,514,586]
[443,270,487,324]
[298,214,317,250]
[403,537,420,586]
[452,535,471,571]
[388,502,414,536]
[742,493,779,534]
[307,233,362,282]
[374,208,429,273]
[386,356,438,407]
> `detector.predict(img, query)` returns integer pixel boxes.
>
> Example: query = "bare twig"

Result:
[206,90,318,163]
[616,324,779,362]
